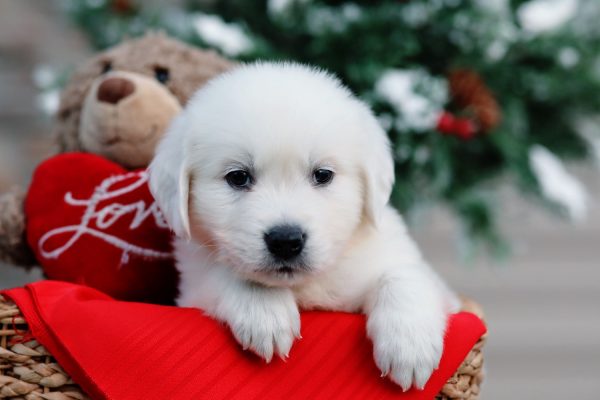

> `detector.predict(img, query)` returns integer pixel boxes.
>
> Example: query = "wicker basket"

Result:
[0,294,485,399]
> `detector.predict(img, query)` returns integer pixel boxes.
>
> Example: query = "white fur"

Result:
[149,63,460,391]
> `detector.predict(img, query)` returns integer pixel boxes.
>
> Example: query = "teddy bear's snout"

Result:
[97,77,135,105]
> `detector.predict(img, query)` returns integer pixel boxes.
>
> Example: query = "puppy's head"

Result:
[150,63,394,286]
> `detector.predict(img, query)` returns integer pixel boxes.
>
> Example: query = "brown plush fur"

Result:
[79,70,183,168]
[0,33,232,268]
[0,188,37,267]
[57,32,232,154]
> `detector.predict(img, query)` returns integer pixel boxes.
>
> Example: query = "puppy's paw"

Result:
[224,288,300,362]
[368,314,445,391]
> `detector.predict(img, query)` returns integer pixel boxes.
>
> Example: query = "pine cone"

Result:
[448,69,501,133]
[111,0,136,14]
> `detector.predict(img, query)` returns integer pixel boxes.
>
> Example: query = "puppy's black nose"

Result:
[264,225,306,261]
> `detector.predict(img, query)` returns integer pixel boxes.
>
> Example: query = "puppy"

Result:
[149,63,460,391]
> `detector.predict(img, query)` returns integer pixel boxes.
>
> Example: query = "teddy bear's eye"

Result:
[101,62,112,74]
[154,67,170,84]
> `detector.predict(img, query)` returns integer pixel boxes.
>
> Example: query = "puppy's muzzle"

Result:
[264,225,306,261]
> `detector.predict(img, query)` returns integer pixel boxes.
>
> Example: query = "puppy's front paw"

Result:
[368,314,445,391]
[225,288,300,362]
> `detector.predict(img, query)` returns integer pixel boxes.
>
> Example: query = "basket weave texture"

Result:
[0,294,485,399]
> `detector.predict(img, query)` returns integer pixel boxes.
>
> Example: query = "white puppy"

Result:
[149,63,460,391]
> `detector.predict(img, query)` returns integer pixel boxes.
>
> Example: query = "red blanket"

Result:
[3,281,486,400]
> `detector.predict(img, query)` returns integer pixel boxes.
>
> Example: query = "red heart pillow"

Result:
[25,153,178,304]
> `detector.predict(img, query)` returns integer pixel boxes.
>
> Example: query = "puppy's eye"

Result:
[154,67,170,84]
[313,169,334,186]
[226,170,253,190]
[101,62,112,74]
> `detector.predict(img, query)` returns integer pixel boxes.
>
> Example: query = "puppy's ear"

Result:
[149,115,192,240]
[362,117,395,227]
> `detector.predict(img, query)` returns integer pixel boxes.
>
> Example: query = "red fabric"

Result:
[25,153,178,304]
[4,282,486,400]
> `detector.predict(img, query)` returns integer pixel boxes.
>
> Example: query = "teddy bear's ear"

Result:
[148,115,191,239]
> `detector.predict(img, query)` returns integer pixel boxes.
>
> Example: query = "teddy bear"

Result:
[0,32,231,302]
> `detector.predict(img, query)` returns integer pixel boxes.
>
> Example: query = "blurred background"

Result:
[0,0,599,398]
